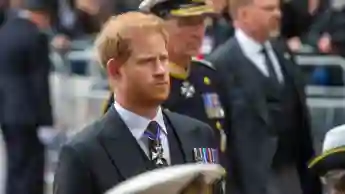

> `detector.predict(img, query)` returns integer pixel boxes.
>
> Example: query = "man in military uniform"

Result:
[103,0,229,157]
[308,125,345,194]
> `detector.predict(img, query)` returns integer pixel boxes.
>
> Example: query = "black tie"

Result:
[145,121,168,167]
[261,46,279,83]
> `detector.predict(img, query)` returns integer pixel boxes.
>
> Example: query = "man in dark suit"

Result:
[0,0,53,194]
[208,0,321,193]
[53,11,217,194]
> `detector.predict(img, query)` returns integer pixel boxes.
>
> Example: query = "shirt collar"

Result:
[18,10,30,19]
[114,101,167,140]
[235,28,271,54]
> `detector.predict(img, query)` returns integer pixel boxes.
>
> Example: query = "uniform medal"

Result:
[181,81,195,98]
[202,93,225,119]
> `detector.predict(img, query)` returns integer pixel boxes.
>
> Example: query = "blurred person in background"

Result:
[281,0,328,52]
[54,0,108,38]
[50,0,112,51]
[0,0,54,193]
[113,0,140,14]
[202,0,234,54]
[308,125,345,194]
[307,0,345,55]
[208,0,322,193]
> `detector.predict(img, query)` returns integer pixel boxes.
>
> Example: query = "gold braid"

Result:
[102,92,114,114]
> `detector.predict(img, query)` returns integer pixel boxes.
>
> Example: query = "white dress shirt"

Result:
[114,102,171,164]
[235,29,284,83]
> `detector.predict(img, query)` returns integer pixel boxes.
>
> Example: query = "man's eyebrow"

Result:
[136,55,156,60]
[137,53,168,59]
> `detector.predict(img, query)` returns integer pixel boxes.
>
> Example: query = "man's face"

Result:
[115,30,170,105]
[165,15,206,57]
[212,0,227,13]
[242,0,281,38]
[323,170,345,194]
[33,11,51,29]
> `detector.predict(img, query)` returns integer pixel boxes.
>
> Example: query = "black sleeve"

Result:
[29,33,53,126]
[54,145,93,194]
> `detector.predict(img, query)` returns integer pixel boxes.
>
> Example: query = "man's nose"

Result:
[192,23,206,35]
[273,8,282,19]
[154,60,167,75]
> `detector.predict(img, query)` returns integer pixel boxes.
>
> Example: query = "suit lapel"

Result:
[271,41,305,101]
[163,110,198,163]
[231,38,269,124]
[97,107,152,181]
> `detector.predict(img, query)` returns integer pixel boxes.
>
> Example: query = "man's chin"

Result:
[269,29,280,38]
[152,93,170,103]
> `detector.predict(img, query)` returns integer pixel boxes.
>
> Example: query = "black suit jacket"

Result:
[53,107,216,194]
[0,17,53,126]
[208,37,321,194]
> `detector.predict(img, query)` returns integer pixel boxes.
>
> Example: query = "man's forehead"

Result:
[253,0,279,6]
[135,52,168,59]
[130,38,168,59]
[165,15,205,25]
[172,15,205,20]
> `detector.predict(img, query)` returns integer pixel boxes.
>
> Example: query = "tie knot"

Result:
[146,121,160,136]
[260,45,268,54]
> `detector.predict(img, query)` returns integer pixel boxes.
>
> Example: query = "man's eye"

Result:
[160,56,168,61]
[139,59,154,64]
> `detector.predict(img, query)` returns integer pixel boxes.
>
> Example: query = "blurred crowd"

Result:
[0,0,345,57]
[0,0,343,55]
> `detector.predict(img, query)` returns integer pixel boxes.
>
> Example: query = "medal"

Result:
[202,93,225,119]
[193,148,219,164]
[144,126,168,167]
[180,81,195,98]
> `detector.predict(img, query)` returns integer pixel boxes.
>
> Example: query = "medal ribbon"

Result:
[143,125,161,141]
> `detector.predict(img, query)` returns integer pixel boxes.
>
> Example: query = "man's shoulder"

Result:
[207,37,237,65]
[212,37,237,54]
[0,18,40,47]
[191,57,216,70]
[63,121,103,153]
[1,17,38,34]
[190,58,219,79]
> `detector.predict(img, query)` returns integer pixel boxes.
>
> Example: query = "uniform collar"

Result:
[168,61,191,80]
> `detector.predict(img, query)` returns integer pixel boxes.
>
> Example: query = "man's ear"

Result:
[106,58,121,78]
